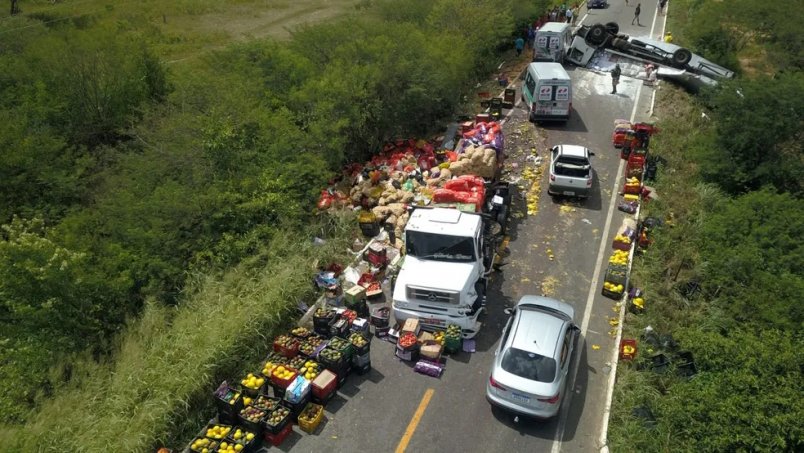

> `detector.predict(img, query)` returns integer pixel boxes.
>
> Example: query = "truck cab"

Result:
[392,207,492,339]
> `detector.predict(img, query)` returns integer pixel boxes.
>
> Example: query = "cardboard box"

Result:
[344,285,366,304]
[420,342,443,361]
[402,318,420,336]
[418,331,435,343]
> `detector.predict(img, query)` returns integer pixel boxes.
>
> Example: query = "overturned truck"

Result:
[568,22,734,90]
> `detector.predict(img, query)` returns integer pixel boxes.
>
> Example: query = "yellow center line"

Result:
[394,388,435,453]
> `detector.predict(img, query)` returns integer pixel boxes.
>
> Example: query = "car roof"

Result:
[509,307,565,358]
[556,144,588,158]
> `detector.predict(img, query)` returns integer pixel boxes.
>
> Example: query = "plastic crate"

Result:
[251,394,281,412]
[202,423,233,441]
[237,406,267,436]
[297,403,324,434]
[444,336,462,354]
[213,383,244,423]
[225,427,259,453]
[601,287,624,300]
[348,332,371,356]
[270,367,298,389]
[273,335,300,358]
[263,421,293,447]
[262,406,292,435]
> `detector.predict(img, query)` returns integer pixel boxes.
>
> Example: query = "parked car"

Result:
[588,0,607,8]
[548,144,595,198]
[486,296,579,419]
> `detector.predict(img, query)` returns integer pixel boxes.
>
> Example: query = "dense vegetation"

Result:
[608,0,803,451]
[0,0,547,450]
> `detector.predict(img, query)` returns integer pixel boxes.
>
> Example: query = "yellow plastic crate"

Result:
[297,403,324,434]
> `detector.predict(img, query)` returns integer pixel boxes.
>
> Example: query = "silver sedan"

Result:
[486,296,579,419]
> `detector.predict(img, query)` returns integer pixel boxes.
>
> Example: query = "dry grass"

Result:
[5,0,360,61]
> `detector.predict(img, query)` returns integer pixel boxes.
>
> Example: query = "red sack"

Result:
[433,189,457,204]
[444,179,470,192]
[445,151,459,162]
[317,190,334,210]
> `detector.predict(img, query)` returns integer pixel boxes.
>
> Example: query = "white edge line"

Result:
[598,6,668,452]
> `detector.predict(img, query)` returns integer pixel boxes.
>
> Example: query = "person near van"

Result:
[527,26,535,48]
[565,7,573,24]
[632,3,642,26]
[664,31,673,43]
[611,64,622,94]
[515,37,525,56]
[658,0,667,15]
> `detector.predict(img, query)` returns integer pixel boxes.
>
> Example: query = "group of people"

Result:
[630,0,668,26]
[547,4,579,25]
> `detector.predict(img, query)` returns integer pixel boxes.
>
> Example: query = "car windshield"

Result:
[406,231,476,262]
[501,347,557,383]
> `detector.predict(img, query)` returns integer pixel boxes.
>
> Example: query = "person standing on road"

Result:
[565,7,573,24]
[611,64,622,94]
[658,0,667,15]
[515,37,525,56]
[632,3,642,25]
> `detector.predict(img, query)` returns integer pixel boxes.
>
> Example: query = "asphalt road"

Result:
[261,3,666,453]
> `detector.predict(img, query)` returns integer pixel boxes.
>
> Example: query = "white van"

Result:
[522,62,572,122]
[533,22,574,63]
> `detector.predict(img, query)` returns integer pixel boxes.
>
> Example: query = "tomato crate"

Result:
[297,403,325,434]
[273,335,300,358]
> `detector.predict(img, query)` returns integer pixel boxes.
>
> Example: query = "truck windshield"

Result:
[406,231,476,262]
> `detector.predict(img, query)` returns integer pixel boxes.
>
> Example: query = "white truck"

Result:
[391,182,511,339]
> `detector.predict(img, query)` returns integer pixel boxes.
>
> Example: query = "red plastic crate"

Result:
[620,339,638,361]
[263,422,293,446]
[270,367,298,389]
[273,336,300,358]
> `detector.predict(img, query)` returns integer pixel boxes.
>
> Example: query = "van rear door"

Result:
[533,81,571,119]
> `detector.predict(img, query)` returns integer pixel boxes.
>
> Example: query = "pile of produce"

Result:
[298,404,322,424]
[398,332,417,349]
[603,281,625,294]
[189,437,214,453]
[273,334,299,357]
[609,250,629,266]
[433,330,445,345]
[265,407,291,428]
[314,307,335,319]
[318,348,343,363]
[289,357,320,380]
[613,233,632,245]
[252,395,279,411]
[239,406,266,424]
[215,441,244,453]
[319,124,504,248]
[348,332,369,349]
[205,425,231,440]
[291,326,312,338]
[214,386,241,406]
[240,373,264,391]
[272,366,296,382]
[445,325,461,339]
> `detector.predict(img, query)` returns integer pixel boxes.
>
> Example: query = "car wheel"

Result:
[605,22,619,35]
[586,24,607,46]
[672,48,692,66]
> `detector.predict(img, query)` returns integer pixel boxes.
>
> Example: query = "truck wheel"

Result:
[586,24,607,46]
[496,204,509,233]
[605,22,619,35]
[672,48,692,66]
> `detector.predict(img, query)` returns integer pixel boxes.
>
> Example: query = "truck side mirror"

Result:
[503,307,513,316]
